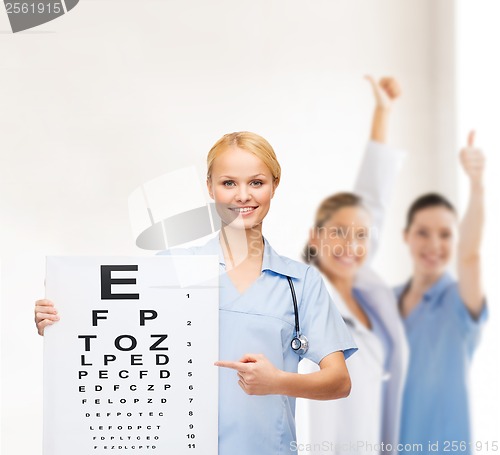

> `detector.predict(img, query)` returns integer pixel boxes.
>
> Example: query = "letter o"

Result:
[114,335,138,351]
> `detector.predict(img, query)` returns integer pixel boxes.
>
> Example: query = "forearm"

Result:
[370,107,390,143]
[276,362,351,400]
[458,181,484,261]
[353,141,406,261]
[458,181,485,317]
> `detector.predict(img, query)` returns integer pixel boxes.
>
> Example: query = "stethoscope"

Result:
[286,276,309,356]
[220,231,309,356]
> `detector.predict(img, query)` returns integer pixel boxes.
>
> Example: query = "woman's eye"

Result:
[338,228,347,238]
[250,180,263,187]
[440,231,452,239]
[328,228,339,237]
[417,230,428,237]
[223,180,236,187]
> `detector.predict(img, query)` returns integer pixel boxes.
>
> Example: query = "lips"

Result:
[420,254,443,266]
[229,206,258,215]
[334,255,357,266]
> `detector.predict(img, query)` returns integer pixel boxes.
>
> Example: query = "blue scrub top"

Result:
[163,234,357,455]
[395,273,487,454]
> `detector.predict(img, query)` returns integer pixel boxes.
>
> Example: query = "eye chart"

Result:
[43,256,219,455]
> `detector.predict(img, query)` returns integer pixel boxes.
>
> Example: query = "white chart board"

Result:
[43,256,219,455]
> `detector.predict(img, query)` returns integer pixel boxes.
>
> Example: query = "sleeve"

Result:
[448,283,488,355]
[298,266,357,365]
[353,141,406,262]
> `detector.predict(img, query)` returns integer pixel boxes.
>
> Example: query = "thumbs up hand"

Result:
[460,131,486,185]
[365,75,402,110]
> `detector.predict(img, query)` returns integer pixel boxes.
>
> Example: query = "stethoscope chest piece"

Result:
[291,333,309,356]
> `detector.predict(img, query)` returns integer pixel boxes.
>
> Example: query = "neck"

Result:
[408,270,443,295]
[219,224,264,269]
[324,270,355,301]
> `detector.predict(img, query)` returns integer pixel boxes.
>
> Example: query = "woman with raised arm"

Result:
[396,132,487,454]
[297,76,408,455]
[36,131,357,455]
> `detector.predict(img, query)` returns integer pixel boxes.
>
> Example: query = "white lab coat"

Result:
[296,141,409,455]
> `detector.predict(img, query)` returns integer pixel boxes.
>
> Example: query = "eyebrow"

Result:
[328,224,367,229]
[218,174,266,179]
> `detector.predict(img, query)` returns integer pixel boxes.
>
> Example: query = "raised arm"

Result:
[354,76,405,261]
[457,131,486,319]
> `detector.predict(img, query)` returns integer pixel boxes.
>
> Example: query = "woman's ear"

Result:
[309,227,319,248]
[271,178,278,199]
[206,178,214,200]
[306,227,321,263]
[403,228,409,244]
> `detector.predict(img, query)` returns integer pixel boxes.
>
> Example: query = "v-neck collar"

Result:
[205,232,302,279]
[323,280,370,334]
[396,272,454,321]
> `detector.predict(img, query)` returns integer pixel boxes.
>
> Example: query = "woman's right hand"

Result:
[460,130,485,186]
[365,75,401,143]
[35,299,59,336]
[365,75,402,111]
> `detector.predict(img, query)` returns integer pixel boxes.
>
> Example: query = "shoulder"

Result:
[263,241,326,299]
[275,254,323,286]
[280,254,311,278]
[262,238,310,280]
[431,275,463,309]
[441,279,488,328]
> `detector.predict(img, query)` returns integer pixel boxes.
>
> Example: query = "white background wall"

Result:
[0,0,497,453]
[457,0,500,445]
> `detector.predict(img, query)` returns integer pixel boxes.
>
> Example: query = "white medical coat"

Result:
[296,141,409,455]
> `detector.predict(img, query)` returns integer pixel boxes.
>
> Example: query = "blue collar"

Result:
[206,232,302,279]
[397,272,454,307]
[422,273,454,303]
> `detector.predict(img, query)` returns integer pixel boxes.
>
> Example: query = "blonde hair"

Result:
[206,132,281,187]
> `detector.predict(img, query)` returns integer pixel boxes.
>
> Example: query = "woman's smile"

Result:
[229,205,259,216]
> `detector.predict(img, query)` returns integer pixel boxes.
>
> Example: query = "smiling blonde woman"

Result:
[36,130,357,455]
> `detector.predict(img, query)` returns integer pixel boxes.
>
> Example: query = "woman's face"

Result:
[404,206,457,276]
[311,206,371,281]
[207,146,276,230]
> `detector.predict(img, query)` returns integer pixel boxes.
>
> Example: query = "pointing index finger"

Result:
[214,360,248,372]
